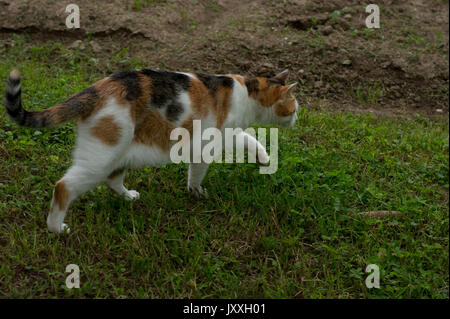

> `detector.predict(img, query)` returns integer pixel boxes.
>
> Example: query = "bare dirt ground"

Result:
[0,0,448,117]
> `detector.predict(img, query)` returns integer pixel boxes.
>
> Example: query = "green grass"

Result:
[0,38,448,298]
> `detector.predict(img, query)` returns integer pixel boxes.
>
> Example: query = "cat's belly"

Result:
[121,143,172,168]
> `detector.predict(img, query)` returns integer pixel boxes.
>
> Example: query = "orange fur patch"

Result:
[90,115,121,145]
[214,85,232,128]
[247,78,290,107]
[96,78,128,102]
[256,78,282,107]
[188,76,212,118]
[274,96,296,117]
[84,78,129,120]
[47,105,63,123]
[35,106,63,125]
[53,180,69,211]
[85,73,151,124]
[181,115,194,136]
[189,74,232,128]
[133,110,175,152]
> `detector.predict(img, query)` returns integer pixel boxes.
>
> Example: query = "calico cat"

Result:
[4,68,298,234]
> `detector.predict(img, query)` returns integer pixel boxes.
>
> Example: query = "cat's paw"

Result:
[256,149,270,166]
[124,190,140,201]
[61,223,71,234]
[188,185,208,199]
[48,222,70,234]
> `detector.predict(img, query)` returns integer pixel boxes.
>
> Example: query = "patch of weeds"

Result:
[331,10,341,23]
[342,7,353,14]
[363,28,377,38]
[406,29,427,46]
[204,0,221,13]
[304,30,326,48]
[351,82,385,105]
[132,0,162,11]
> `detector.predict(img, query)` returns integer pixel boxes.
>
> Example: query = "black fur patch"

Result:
[62,86,98,119]
[5,88,21,104]
[4,76,24,122]
[5,98,22,119]
[166,101,183,122]
[141,69,190,106]
[4,73,100,128]
[110,70,142,100]
[8,77,20,86]
[268,77,284,86]
[195,73,233,102]
[244,78,259,95]
[26,110,50,128]
[140,69,190,122]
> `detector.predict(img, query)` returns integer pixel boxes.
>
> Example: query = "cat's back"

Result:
[103,69,243,127]
[79,69,244,156]
[64,68,248,170]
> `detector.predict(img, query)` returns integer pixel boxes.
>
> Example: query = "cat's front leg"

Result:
[236,132,270,166]
[106,168,140,201]
[188,162,210,198]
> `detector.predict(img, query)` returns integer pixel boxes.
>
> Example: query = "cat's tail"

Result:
[4,69,96,128]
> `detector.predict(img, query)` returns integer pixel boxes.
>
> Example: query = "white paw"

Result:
[124,190,140,201]
[61,223,70,234]
[48,222,70,234]
[188,185,208,199]
[257,149,270,166]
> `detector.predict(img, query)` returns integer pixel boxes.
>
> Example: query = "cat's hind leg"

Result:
[106,168,140,200]
[188,162,210,198]
[47,101,135,234]
[47,165,105,234]
[47,179,71,234]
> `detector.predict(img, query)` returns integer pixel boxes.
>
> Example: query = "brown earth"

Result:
[0,0,448,117]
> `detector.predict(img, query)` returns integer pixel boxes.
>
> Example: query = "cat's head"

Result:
[246,70,298,127]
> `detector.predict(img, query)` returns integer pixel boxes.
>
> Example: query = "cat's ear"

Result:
[279,82,297,100]
[272,69,289,85]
